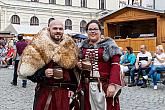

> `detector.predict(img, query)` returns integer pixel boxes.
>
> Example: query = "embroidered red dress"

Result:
[79,38,122,110]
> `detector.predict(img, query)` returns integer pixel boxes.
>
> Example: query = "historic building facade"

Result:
[0,0,164,34]
[0,0,118,34]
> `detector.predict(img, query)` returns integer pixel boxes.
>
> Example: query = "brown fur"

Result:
[18,27,78,79]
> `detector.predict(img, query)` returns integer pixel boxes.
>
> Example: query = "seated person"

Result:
[120,47,136,79]
[143,45,165,90]
[128,45,152,88]
[4,44,15,66]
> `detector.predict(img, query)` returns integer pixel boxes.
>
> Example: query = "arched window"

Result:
[48,18,55,26]
[10,15,20,24]
[31,0,39,2]
[99,0,106,10]
[80,20,87,33]
[49,0,56,4]
[30,16,39,26]
[81,0,87,7]
[65,19,72,30]
[65,0,72,6]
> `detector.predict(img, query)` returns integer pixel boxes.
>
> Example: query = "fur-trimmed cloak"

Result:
[18,27,78,79]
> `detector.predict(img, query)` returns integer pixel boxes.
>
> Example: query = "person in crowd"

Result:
[143,45,165,89]
[0,43,7,66]
[77,20,122,110]
[4,44,15,67]
[24,36,33,44]
[128,45,152,88]
[11,34,28,88]
[120,47,136,79]
[25,20,78,110]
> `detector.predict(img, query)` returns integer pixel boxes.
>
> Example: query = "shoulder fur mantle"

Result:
[18,27,78,79]
[79,37,121,61]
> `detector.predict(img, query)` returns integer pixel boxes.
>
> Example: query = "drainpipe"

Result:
[140,0,142,6]
[153,0,155,9]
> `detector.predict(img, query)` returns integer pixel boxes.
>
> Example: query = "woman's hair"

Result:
[156,45,164,52]
[85,20,101,32]
[126,46,133,54]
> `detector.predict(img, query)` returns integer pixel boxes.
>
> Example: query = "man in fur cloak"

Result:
[18,20,78,110]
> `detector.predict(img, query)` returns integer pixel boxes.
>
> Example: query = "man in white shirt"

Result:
[128,45,152,88]
[143,45,165,89]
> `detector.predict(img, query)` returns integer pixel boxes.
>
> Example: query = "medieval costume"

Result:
[18,28,77,78]
[78,38,122,110]
[18,27,78,110]
[27,61,77,110]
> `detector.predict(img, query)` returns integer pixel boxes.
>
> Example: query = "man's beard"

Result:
[50,34,63,42]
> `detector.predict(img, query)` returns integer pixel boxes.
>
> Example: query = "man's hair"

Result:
[17,34,23,41]
[157,45,164,52]
[141,45,147,49]
[85,20,101,32]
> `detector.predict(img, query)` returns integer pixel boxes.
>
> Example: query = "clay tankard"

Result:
[81,59,92,71]
[53,67,63,79]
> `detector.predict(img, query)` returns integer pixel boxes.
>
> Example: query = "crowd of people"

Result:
[0,39,15,68]
[0,35,32,88]
[120,45,165,90]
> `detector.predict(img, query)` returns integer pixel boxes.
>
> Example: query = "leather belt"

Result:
[41,83,76,89]
[85,77,107,83]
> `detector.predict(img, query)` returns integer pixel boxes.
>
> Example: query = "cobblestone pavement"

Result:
[0,68,165,110]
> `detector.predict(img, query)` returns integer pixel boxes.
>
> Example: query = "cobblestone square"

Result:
[0,68,165,110]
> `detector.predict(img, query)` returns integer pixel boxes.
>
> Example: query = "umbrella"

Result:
[73,34,87,39]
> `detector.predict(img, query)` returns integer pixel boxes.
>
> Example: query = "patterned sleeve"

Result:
[108,39,122,85]
[109,55,122,85]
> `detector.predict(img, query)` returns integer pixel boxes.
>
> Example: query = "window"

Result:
[65,0,72,6]
[49,0,56,4]
[81,0,87,7]
[119,0,128,8]
[99,0,106,10]
[11,15,20,24]
[30,16,39,26]
[65,19,72,30]
[31,0,39,2]
[132,0,142,6]
[80,20,87,33]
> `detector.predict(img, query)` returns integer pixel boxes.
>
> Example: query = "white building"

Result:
[0,0,117,34]
[0,0,164,35]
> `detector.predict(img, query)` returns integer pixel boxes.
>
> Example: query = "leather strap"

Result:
[44,92,52,110]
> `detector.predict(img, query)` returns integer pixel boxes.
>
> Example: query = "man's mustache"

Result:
[55,32,62,35]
